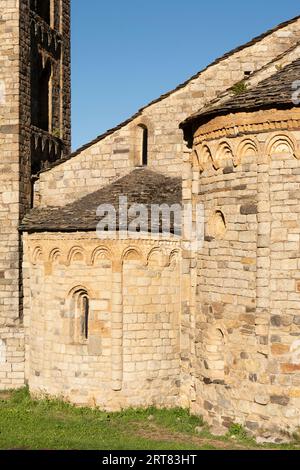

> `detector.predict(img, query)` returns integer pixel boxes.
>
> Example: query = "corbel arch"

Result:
[31,245,44,265]
[49,247,63,264]
[91,246,113,265]
[195,143,214,172]
[236,137,258,165]
[122,246,145,265]
[214,139,234,169]
[266,132,299,159]
[168,249,180,269]
[67,246,86,265]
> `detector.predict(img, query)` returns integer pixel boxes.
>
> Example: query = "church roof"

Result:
[20,169,182,233]
[40,15,300,174]
[181,58,300,131]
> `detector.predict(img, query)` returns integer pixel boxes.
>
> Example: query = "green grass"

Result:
[0,388,299,450]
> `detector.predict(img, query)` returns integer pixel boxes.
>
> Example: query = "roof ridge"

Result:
[181,57,300,129]
[181,40,300,126]
[39,14,300,174]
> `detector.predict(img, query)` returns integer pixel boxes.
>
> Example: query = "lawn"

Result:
[0,388,299,450]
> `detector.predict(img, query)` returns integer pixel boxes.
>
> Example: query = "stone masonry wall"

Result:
[0,0,71,392]
[23,233,180,409]
[0,0,25,388]
[185,109,300,435]
[35,17,300,207]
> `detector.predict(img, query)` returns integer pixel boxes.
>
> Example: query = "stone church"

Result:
[1,0,300,436]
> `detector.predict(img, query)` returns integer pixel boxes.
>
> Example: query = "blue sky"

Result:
[71,0,299,150]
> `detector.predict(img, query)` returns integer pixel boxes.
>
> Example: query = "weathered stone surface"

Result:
[254,394,270,405]
[240,204,258,215]
[270,395,290,406]
[271,344,290,355]
[3,1,300,437]
[281,363,300,373]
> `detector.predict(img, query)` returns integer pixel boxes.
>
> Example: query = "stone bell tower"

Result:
[0,0,71,388]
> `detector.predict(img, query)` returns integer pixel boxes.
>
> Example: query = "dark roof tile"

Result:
[20,168,182,233]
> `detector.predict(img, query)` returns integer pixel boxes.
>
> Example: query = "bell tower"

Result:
[0,0,71,389]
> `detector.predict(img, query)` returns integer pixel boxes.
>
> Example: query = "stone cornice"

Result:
[194,108,300,145]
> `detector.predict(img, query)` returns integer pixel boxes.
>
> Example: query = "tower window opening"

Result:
[39,59,52,132]
[31,0,51,24]
[31,54,52,132]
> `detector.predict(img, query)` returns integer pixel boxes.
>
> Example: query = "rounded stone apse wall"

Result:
[24,234,181,410]
[187,110,300,435]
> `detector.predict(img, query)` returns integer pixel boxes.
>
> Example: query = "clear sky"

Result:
[71,0,300,150]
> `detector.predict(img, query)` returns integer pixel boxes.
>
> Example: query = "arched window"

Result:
[70,288,90,343]
[81,295,89,340]
[142,126,148,166]
[136,125,148,166]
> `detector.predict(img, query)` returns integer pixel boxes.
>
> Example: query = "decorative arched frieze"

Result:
[168,249,180,269]
[122,246,145,264]
[48,247,62,264]
[236,138,258,165]
[266,133,299,159]
[91,246,113,265]
[195,143,214,172]
[214,140,234,170]
[31,245,44,265]
[147,247,169,268]
[67,246,86,265]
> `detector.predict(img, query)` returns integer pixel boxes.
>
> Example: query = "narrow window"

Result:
[136,125,148,166]
[31,0,51,24]
[142,126,148,166]
[69,288,90,343]
[38,59,52,132]
[82,295,89,340]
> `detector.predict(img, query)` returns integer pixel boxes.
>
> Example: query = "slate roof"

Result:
[20,169,182,234]
[181,58,300,130]
[40,15,300,174]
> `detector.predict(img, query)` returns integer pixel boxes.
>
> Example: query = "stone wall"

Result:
[0,0,21,327]
[23,233,181,409]
[184,108,300,435]
[0,0,71,391]
[0,0,25,388]
[35,17,300,207]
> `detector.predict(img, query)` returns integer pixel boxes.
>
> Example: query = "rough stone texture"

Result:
[23,233,181,409]
[183,100,300,434]
[3,3,300,437]
[0,0,71,389]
